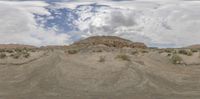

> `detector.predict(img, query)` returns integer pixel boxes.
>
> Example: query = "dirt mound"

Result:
[0,44,36,49]
[71,36,147,48]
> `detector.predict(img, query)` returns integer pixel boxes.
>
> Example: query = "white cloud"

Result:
[1,0,200,47]
[57,0,200,47]
[0,1,69,46]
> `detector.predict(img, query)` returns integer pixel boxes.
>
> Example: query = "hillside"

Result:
[0,44,36,49]
[186,44,200,49]
[72,36,147,48]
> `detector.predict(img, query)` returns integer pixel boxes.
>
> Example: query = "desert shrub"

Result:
[23,52,30,58]
[191,49,198,53]
[158,49,164,54]
[165,49,174,53]
[6,49,14,53]
[170,54,183,64]
[98,56,105,62]
[10,53,20,59]
[140,50,148,53]
[115,54,130,61]
[0,49,5,52]
[167,53,171,56]
[178,49,193,56]
[30,49,36,52]
[14,49,22,53]
[0,53,7,59]
[68,49,78,54]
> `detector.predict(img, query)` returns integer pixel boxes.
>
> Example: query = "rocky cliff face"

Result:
[72,36,147,48]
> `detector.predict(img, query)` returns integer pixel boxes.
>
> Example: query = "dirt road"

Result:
[0,50,200,99]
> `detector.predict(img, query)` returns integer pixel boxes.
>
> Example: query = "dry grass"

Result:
[115,54,130,61]
[98,56,105,62]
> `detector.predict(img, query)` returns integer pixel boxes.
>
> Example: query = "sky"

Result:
[0,0,200,47]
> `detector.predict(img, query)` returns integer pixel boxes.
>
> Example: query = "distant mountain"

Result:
[40,45,68,49]
[186,44,200,49]
[72,36,147,48]
[0,44,36,49]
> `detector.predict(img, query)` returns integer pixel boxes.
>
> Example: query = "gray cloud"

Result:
[109,11,137,27]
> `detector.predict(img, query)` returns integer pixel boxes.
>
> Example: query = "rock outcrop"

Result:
[71,36,147,48]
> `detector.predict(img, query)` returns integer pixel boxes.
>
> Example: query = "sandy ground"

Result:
[0,49,200,99]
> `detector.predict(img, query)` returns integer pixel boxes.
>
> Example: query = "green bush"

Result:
[115,54,130,61]
[170,54,183,64]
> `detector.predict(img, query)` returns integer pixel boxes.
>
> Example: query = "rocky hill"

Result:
[71,36,147,48]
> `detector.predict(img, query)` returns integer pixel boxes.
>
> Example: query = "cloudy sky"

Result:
[0,0,200,47]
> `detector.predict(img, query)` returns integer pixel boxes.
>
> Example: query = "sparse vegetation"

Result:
[68,49,78,54]
[164,49,174,53]
[98,56,105,62]
[131,50,138,55]
[0,53,7,59]
[167,53,171,56]
[140,49,148,53]
[178,49,193,56]
[191,49,198,53]
[170,54,183,64]
[23,52,30,58]
[159,49,175,54]
[10,53,20,59]
[93,49,102,53]
[115,54,130,61]
[0,49,5,52]
[5,49,14,53]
